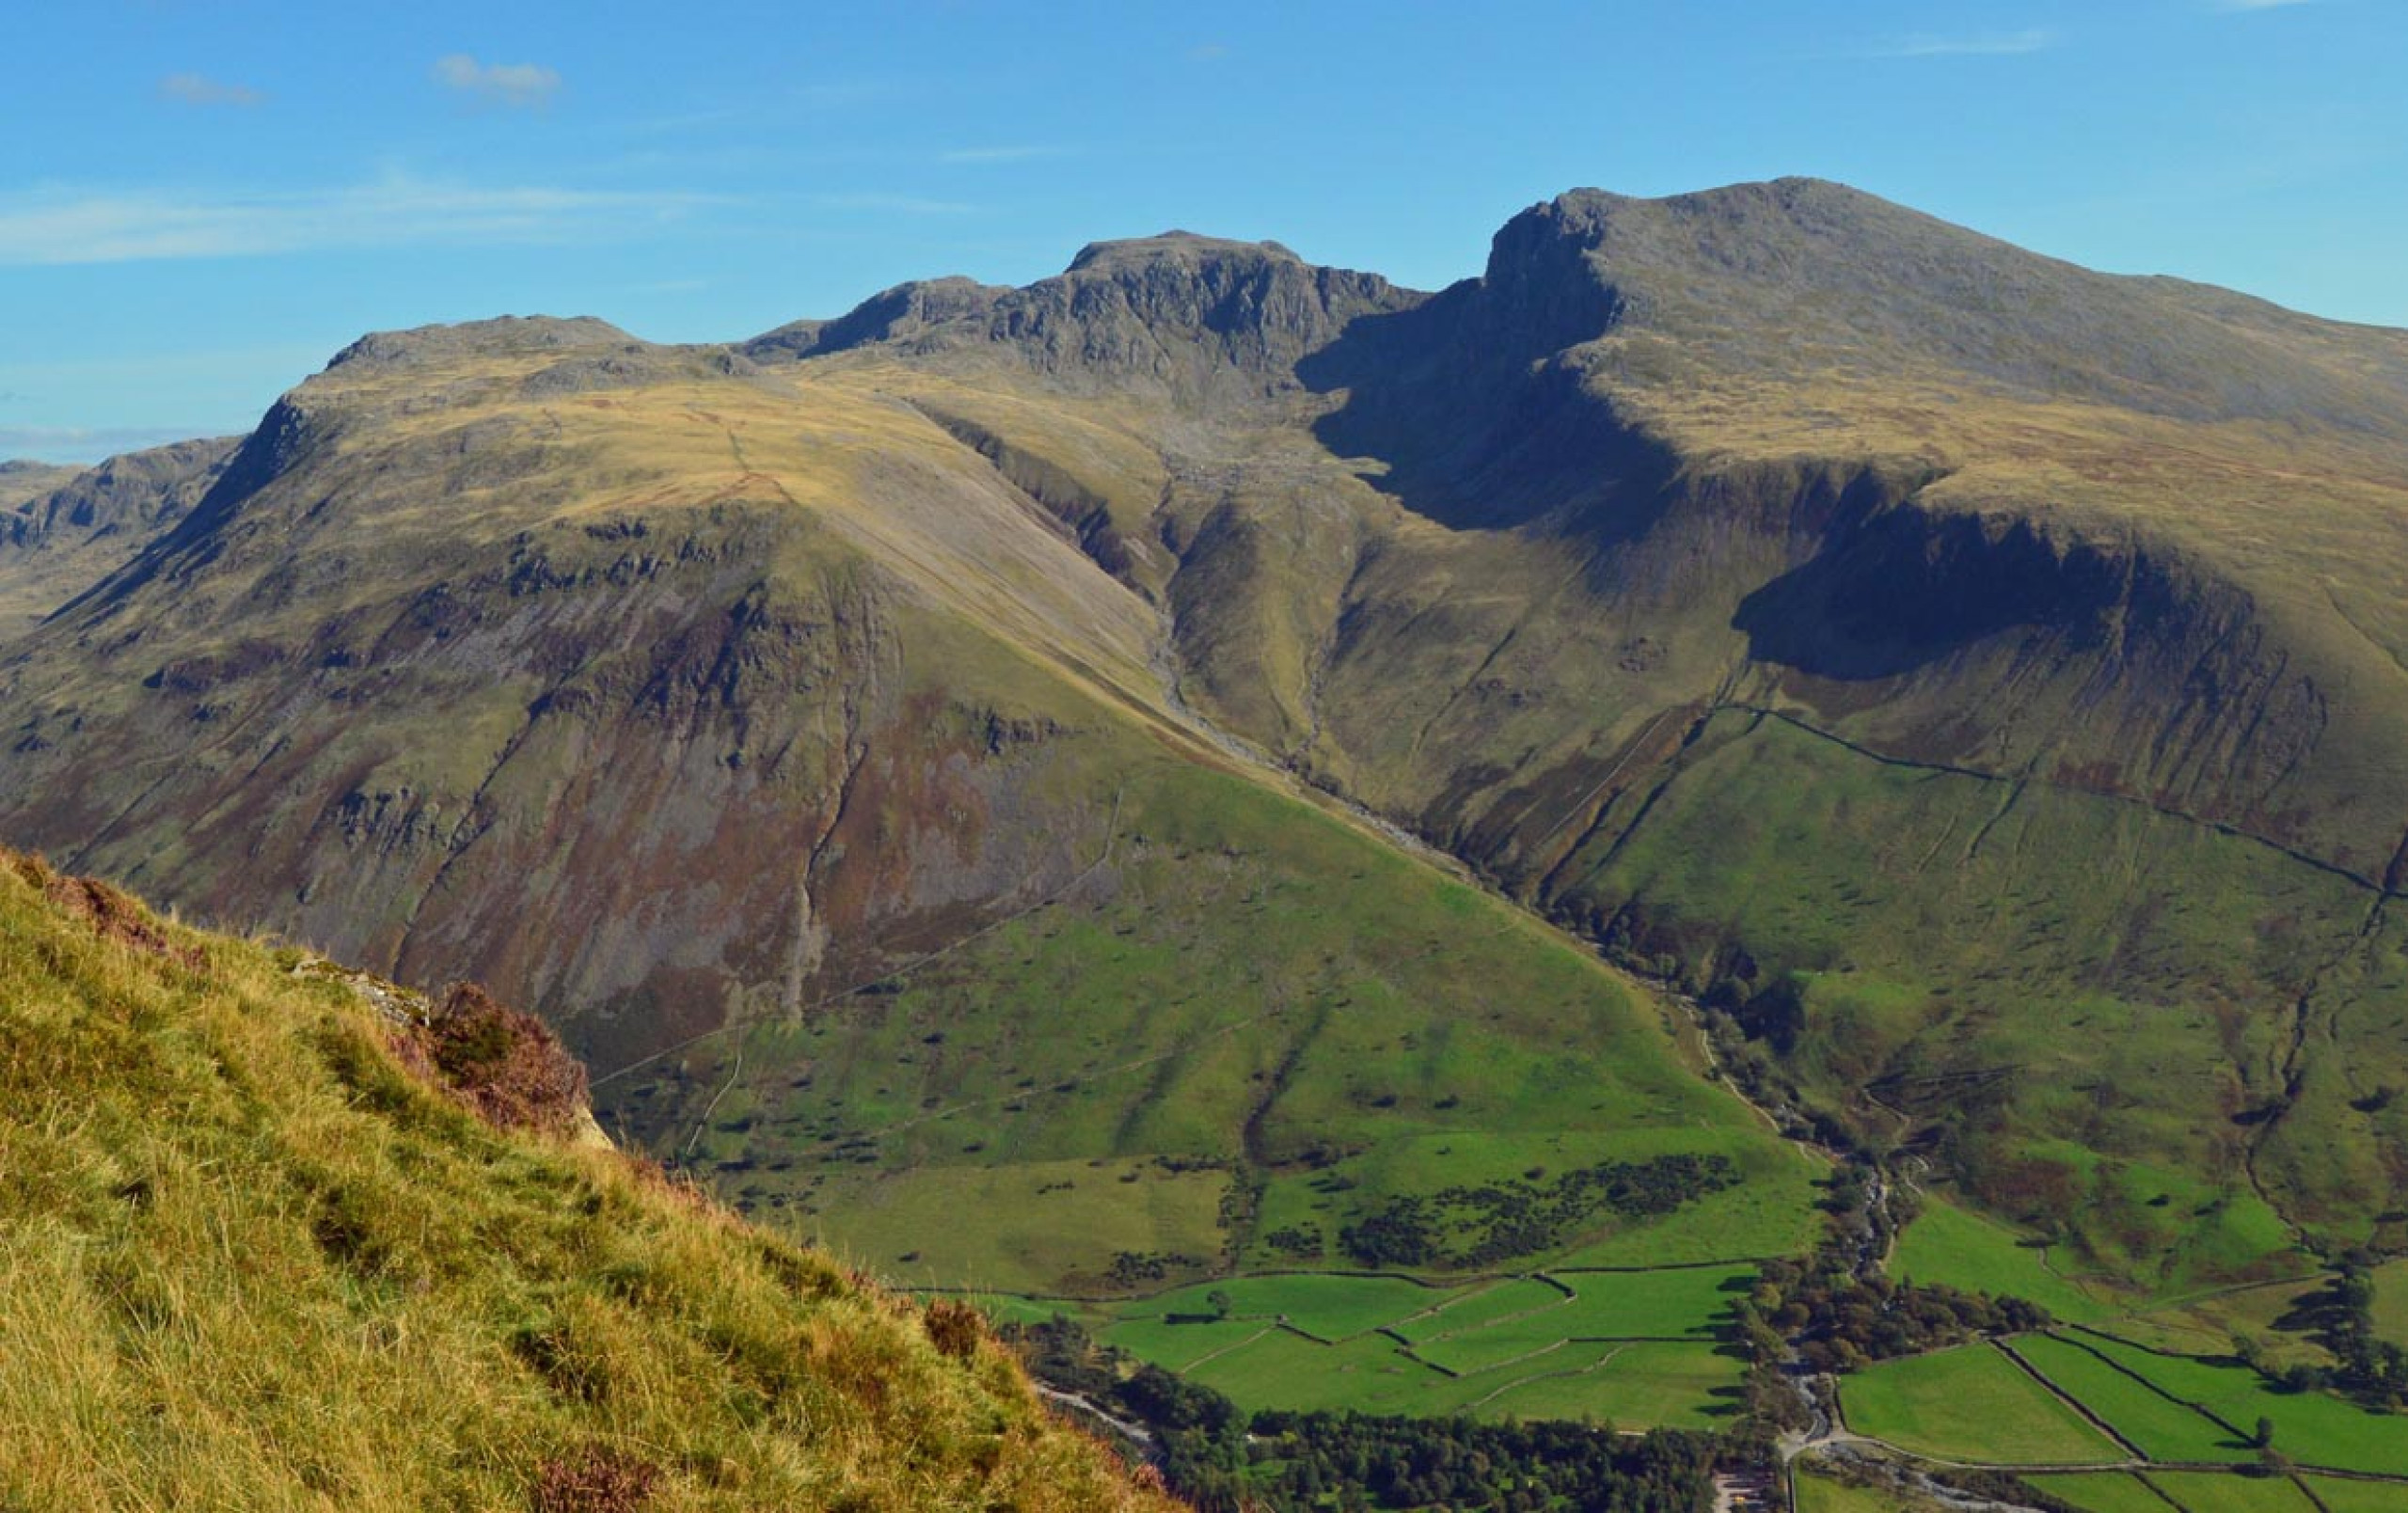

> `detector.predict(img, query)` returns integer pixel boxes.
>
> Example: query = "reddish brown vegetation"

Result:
[397,981,592,1137]
[530,1446,660,1513]
[5,850,206,970]
[923,1297,989,1362]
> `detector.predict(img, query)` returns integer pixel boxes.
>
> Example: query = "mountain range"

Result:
[8,177,2408,1300]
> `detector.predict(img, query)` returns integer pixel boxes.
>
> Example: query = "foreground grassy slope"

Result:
[0,851,1173,1513]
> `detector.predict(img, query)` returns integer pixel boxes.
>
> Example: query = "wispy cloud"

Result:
[2215,0,2317,9]
[1187,43,1230,63]
[0,178,723,265]
[810,192,976,216]
[159,72,263,107]
[433,54,561,108]
[0,424,212,463]
[1859,27,2058,57]
[937,145,1061,165]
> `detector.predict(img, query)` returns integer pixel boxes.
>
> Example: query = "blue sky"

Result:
[4,0,2402,461]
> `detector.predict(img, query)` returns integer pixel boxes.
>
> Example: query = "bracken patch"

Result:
[530,1445,660,1513]
[5,852,205,970]
[400,981,592,1137]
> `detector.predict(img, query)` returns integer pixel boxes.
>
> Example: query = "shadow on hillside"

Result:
[1295,291,1681,543]
[1732,505,2123,681]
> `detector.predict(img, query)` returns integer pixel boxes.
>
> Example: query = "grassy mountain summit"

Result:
[3,178,2405,1303]
[0,847,1175,1511]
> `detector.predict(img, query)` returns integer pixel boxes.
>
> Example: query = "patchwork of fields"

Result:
[1843,1325,2408,1507]
[978,1263,1759,1428]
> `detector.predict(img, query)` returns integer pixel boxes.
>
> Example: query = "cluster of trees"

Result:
[1104,1250,1210,1287]
[2256,1257,2408,1410]
[1003,1316,1735,1512]
[1232,1412,1724,1513]
[1337,1154,1741,1269]
[1737,1254,2050,1374]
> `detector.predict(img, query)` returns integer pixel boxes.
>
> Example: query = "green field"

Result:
[2304,1475,2408,1512]
[2138,1471,2317,1513]
[801,1155,1233,1295]
[2372,1260,2408,1348]
[1101,1316,1278,1372]
[2105,1278,2334,1372]
[1467,1341,1738,1429]
[2024,1473,2181,1513]
[2067,1331,2408,1477]
[2010,1333,2251,1462]
[1117,1273,1465,1342]
[1164,1318,1740,1429]
[1792,1466,1941,1512]
[1404,1269,1747,1374]
[1893,1192,2118,1322]
[1844,1343,2126,1465]
[1387,1278,1568,1343]
[1093,1263,1751,1427]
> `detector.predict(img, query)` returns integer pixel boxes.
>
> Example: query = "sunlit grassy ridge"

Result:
[0,850,1174,1513]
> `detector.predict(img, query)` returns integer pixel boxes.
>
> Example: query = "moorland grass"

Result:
[0,853,1172,1513]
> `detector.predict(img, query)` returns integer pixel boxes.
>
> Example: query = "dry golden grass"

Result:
[0,850,1179,1513]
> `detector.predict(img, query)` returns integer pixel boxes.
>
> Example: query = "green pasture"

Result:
[1843,1342,2125,1465]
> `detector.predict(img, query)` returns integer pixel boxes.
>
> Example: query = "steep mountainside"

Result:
[0,848,1176,1511]
[0,436,238,637]
[5,180,2406,1295]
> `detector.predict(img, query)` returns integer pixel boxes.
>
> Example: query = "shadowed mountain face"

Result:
[7,179,2408,1291]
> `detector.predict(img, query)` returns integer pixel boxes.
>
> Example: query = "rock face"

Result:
[7,180,2408,1275]
[0,436,240,637]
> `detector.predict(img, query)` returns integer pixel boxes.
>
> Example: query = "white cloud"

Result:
[0,178,722,265]
[0,424,212,463]
[159,73,263,107]
[1861,28,2058,57]
[2217,0,2318,8]
[433,54,561,108]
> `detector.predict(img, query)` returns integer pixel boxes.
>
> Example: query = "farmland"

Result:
[2007,1332,2252,1463]
[1841,1342,2125,1465]
[2025,1474,2184,1513]
[1085,1264,1753,1428]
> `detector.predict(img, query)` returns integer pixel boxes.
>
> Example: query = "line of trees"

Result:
[1003,1315,1736,1512]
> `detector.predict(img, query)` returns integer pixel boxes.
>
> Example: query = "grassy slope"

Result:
[1842,1343,2125,1465]
[0,852,1171,1513]
[2064,1332,2408,1477]
[1074,1266,1751,1430]
[650,746,1820,1298]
